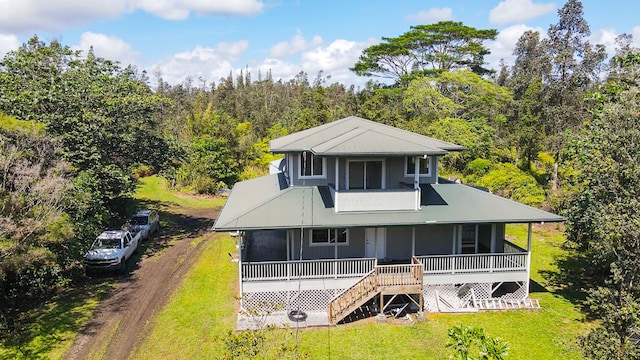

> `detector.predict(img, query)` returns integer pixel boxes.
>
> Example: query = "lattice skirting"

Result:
[241,288,346,314]
[423,281,529,312]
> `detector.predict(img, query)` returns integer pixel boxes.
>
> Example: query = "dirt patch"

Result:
[63,206,219,360]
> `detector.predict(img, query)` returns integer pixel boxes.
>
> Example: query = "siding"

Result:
[415,224,454,255]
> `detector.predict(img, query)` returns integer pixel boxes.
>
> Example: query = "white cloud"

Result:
[151,41,249,85]
[269,31,322,58]
[0,0,263,33]
[405,8,453,23]
[489,0,555,26]
[244,37,378,89]
[485,24,546,68]
[136,0,264,21]
[0,33,20,58]
[74,32,139,66]
[590,28,617,57]
[0,0,129,33]
[632,26,640,48]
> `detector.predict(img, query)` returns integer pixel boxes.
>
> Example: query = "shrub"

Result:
[474,163,546,207]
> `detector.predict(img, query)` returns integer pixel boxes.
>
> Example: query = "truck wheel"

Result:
[119,258,127,275]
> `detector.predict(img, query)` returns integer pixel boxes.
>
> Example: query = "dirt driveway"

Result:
[63,206,218,360]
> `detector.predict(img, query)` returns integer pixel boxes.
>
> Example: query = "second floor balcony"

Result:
[328,184,420,212]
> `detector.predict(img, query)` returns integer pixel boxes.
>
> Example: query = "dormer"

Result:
[269,116,463,212]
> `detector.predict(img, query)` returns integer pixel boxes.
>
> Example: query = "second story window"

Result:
[300,151,325,178]
[405,156,430,177]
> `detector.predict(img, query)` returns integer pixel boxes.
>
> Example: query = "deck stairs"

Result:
[328,260,423,324]
[473,297,540,310]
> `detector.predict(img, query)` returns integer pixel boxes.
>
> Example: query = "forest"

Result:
[1,0,640,357]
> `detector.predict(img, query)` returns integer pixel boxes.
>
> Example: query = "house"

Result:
[213,116,563,325]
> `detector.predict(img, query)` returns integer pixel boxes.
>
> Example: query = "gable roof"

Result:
[269,116,464,156]
[213,174,564,231]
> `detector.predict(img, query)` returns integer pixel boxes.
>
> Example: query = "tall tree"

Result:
[541,0,606,191]
[506,30,549,170]
[351,21,497,84]
[565,85,640,359]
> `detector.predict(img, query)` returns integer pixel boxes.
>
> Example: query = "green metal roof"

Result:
[213,174,564,231]
[269,116,464,156]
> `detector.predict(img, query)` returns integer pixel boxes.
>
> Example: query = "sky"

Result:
[0,0,638,89]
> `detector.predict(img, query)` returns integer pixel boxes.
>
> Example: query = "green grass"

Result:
[133,222,588,359]
[0,282,115,360]
[135,175,225,209]
[132,233,237,359]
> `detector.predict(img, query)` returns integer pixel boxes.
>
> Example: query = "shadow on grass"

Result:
[0,198,218,359]
[538,250,591,310]
[0,281,114,359]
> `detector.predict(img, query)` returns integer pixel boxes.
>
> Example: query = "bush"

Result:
[474,163,546,207]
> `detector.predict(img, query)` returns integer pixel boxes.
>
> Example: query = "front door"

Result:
[365,227,386,260]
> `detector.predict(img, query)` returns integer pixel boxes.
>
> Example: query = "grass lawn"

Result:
[0,282,115,360]
[134,175,226,209]
[134,221,588,359]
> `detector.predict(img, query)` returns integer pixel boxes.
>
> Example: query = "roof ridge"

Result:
[271,116,356,150]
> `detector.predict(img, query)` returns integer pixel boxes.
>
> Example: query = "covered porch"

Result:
[238,230,532,317]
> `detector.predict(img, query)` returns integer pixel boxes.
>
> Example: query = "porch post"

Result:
[490,224,496,253]
[411,226,416,257]
[335,157,339,190]
[286,230,290,261]
[238,233,243,309]
[414,156,420,189]
[288,155,294,187]
[526,223,532,296]
[434,156,439,184]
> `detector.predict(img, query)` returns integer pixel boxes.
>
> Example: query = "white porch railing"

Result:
[333,188,420,212]
[415,252,528,275]
[242,258,376,281]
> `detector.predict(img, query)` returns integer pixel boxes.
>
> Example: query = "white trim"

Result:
[298,151,326,179]
[288,155,294,186]
[404,156,432,178]
[345,158,386,190]
[309,229,350,247]
[334,157,339,190]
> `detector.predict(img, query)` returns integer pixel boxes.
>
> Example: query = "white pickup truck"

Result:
[84,229,141,274]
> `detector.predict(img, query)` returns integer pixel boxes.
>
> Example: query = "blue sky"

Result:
[0,0,637,88]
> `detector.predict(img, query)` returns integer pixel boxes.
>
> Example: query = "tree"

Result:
[404,70,512,124]
[0,117,75,335]
[541,0,607,191]
[352,21,497,84]
[565,86,640,359]
[175,137,238,194]
[0,36,171,221]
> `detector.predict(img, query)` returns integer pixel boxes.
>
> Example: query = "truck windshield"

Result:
[129,216,148,225]
[93,238,122,249]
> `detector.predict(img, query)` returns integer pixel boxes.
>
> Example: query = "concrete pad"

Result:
[236,310,330,331]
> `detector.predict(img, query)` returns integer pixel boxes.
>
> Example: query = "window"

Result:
[405,156,430,177]
[299,151,325,178]
[310,229,348,246]
[347,160,384,189]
